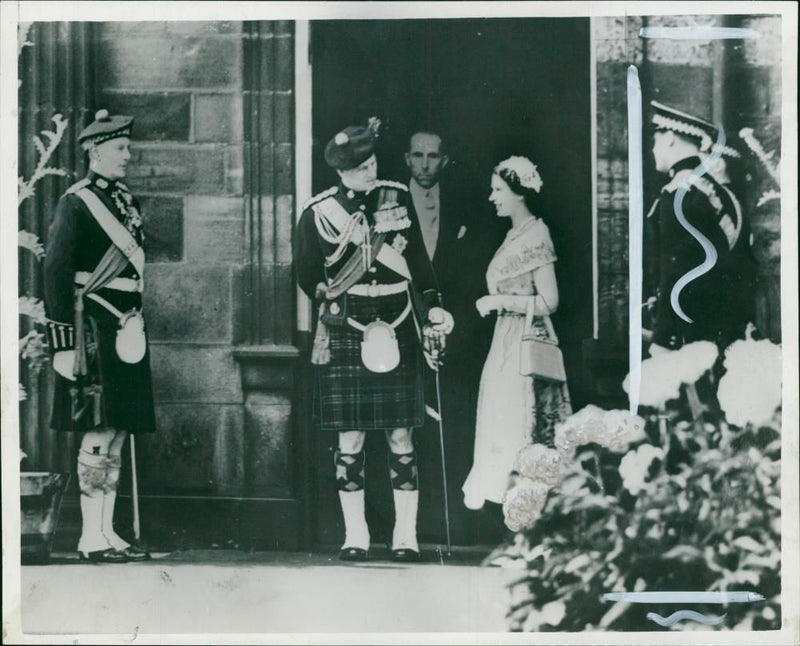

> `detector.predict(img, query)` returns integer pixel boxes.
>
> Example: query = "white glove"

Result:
[427,307,454,334]
[53,350,76,381]
[475,295,505,317]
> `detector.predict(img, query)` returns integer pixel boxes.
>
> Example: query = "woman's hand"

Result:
[475,295,504,317]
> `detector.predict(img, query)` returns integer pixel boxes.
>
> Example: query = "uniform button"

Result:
[368,267,377,273]
[371,280,377,285]
[359,204,366,211]
[347,190,355,199]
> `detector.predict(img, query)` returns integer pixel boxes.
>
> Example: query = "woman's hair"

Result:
[494,164,544,215]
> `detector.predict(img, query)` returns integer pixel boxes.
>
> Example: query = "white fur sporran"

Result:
[360,320,400,373]
[115,309,147,364]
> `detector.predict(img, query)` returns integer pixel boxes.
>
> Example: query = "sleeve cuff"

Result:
[421,289,442,309]
[45,320,75,352]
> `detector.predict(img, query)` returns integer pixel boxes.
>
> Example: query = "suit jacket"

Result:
[414,178,497,371]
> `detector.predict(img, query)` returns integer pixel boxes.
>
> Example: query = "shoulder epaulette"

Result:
[375,179,409,192]
[64,178,91,195]
[301,186,337,212]
[662,170,723,212]
[662,169,693,194]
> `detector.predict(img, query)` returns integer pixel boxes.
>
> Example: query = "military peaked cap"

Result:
[650,100,717,152]
[324,125,375,170]
[78,109,134,146]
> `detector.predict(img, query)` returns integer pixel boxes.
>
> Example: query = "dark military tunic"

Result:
[644,157,758,350]
[43,171,156,433]
[295,180,441,431]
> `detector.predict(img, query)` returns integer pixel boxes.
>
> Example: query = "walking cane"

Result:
[130,435,141,541]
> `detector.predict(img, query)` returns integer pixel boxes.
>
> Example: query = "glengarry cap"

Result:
[78,109,134,147]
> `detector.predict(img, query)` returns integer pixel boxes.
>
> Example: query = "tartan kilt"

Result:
[50,303,156,434]
[314,291,425,431]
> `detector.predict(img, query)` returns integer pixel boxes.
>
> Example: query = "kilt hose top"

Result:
[43,171,156,434]
[295,180,443,432]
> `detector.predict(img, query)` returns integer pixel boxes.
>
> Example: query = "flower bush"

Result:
[495,337,782,632]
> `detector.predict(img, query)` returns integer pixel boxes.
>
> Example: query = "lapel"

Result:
[432,183,462,267]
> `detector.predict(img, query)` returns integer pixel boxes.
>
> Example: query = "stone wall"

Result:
[95,21,301,532]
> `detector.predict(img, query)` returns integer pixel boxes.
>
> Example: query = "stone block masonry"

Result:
[94,21,299,531]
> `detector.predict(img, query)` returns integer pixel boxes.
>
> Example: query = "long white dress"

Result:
[462,217,571,509]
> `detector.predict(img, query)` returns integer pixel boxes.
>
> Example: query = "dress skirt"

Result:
[462,312,571,509]
[313,291,425,431]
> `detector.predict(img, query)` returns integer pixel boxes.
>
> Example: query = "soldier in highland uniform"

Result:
[295,123,454,562]
[43,109,154,563]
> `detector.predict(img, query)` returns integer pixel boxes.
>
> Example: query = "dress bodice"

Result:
[485,216,556,294]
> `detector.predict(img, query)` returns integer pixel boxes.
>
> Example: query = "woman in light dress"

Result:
[462,156,572,511]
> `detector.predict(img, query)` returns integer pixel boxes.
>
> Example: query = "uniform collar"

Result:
[668,156,703,177]
[338,182,368,204]
[87,170,119,193]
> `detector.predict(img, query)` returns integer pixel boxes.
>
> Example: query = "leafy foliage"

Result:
[17,24,69,400]
[498,367,781,633]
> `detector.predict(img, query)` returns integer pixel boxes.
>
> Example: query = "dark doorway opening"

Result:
[310,18,592,548]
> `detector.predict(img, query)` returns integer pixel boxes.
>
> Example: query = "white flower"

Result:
[619,444,664,495]
[503,477,551,531]
[513,443,562,485]
[717,337,782,427]
[623,341,718,408]
[554,404,605,456]
[597,409,647,453]
[496,155,543,193]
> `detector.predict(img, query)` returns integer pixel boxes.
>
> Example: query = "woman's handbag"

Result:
[519,297,567,383]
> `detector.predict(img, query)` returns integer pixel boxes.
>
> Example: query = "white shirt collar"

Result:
[409,178,440,201]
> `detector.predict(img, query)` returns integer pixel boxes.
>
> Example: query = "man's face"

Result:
[651,130,672,173]
[337,155,378,193]
[405,133,448,189]
[91,137,131,180]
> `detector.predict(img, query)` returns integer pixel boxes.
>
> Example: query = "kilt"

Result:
[51,301,156,434]
[314,291,425,431]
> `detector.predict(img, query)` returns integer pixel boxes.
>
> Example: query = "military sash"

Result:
[313,196,412,286]
[75,187,145,276]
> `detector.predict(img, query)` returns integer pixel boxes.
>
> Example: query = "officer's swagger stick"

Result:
[130,435,141,540]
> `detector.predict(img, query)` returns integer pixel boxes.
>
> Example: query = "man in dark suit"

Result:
[404,130,499,544]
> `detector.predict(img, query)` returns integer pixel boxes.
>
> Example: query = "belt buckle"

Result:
[368,284,381,298]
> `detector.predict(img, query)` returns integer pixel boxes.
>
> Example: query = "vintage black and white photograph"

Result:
[1,1,797,643]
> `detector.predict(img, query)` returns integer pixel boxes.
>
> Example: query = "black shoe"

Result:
[391,547,421,562]
[79,548,129,564]
[118,545,151,562]
[338,547,368,562]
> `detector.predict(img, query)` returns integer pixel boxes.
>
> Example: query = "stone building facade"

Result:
[18,15,783,551]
